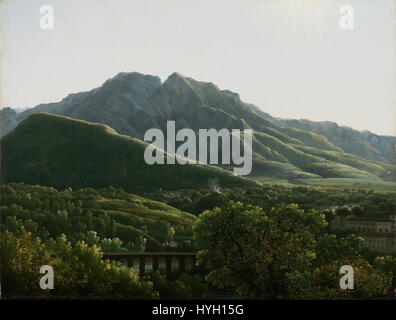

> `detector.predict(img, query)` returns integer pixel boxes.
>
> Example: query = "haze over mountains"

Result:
[1,71,395,189]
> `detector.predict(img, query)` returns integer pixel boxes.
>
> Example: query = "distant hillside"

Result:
[236,102,396,166]
[277,119,396,165]
[253,106,396,164]
[1,113,257,192]
[2,71,395,183]
[0,183,198,251]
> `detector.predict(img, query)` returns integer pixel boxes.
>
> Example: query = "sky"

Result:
[1,0,395,136]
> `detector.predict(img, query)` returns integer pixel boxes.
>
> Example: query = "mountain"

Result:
[276,119,396,166]
[1,113,257,192]
[250,107,396,166]
[1,72,162,138]
[2,71,395,184]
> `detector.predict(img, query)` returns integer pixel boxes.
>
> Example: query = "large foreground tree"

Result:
[193,201,394,299]
[193,201,326,298]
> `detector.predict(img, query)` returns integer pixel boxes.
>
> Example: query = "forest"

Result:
[0,182,395,299]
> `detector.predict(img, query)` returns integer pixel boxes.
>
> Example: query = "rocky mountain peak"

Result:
[105,71,161,89]
[163,72,191,87]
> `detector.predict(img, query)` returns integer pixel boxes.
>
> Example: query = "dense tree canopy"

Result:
[0,183,196,253]
[0,227,155,298]
[193,201,395,299]
[1,183,395,299]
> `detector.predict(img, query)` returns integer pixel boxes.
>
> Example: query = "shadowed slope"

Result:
[1,113,258,192]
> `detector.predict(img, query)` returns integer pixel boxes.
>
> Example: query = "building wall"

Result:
[331,214,396,253]
[361,235,395,253]
[346,220,392,233]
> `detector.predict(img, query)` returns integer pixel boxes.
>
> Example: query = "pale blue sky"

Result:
[1,0,395,135]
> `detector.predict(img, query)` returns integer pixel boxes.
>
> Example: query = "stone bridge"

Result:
[103,252,197,276]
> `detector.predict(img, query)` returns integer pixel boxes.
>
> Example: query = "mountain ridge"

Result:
[1,71,395,184]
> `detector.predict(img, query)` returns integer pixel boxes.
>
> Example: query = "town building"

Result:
[359,232,395,253]
[346,218,392,233]
[330,213,396,253]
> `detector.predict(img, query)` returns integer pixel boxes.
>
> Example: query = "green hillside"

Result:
[0,183,197,251]
[1,113,258,192]
[292,144,396,181]
[248,131,388,181]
